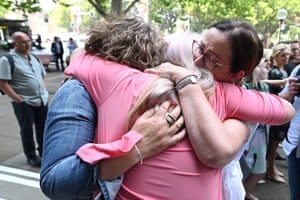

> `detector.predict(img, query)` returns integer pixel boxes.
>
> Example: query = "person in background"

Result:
[67,37,78,55]
[280,65,300,200]
[266,43,290,183]
[259,50,271,80]
[146,29,294,200]
[51,36,64,71]
[66,37,78,66]
[241,66,270,200]
[284,40,300,75]
[0,31,48,167]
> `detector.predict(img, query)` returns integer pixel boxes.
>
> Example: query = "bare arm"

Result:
[176,82,250,167]
[145,63,291,168]
[261,78,288,86]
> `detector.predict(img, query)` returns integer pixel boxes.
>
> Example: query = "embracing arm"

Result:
[176,82,250,167]
[145,64,251,168]
[40,79,99,199]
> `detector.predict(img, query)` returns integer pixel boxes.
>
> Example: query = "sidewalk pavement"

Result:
[0,69,64,200]
[0,154,47,200]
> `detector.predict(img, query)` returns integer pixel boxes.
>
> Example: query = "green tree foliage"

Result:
[0,0,41,18]
[2,0,300,45]
[53,0,140,19]
[149,0,300,44]
[48,1,97,33]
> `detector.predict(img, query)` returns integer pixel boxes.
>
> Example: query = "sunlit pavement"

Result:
[0,68,64,200]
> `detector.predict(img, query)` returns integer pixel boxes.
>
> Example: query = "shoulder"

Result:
[0,54,9,62]
[268,67,283,77]
[57,78,95,109]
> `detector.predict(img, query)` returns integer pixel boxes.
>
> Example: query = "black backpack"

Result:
[0,54,15,95]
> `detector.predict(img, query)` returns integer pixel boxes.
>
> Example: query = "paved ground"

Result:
[252,152,290,200]
[0,68,291,200]
[0,67,63,200]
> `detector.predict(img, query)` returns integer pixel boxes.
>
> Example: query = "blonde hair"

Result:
[244,66,261,88]
[127,32,215,129]
[270,43,290,65]
[164,31,215,96]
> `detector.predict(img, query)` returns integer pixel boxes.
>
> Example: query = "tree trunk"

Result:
[111,0,122,16]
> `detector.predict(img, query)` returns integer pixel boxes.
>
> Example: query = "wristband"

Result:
[175,74,199,90]
[134,145,143,165]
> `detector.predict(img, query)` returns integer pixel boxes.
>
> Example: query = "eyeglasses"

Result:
[192,40,231,70]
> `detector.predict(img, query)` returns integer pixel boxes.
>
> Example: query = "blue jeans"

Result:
[288,148,300,200]
[12,101,48,159]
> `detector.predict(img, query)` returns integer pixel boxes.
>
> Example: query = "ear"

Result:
[229,70,245,82]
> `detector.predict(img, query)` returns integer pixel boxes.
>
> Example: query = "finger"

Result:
[167,104,181,120]
[168,115,184,132]
[141,101,170,119]
[144,67,160,74]
[158,101,172,115]
[168,129,186,146]
[140,106,156,118]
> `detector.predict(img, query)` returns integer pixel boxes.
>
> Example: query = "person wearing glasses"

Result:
[64,23,293,200]
[40,18,295,200]
[145,30,294,200]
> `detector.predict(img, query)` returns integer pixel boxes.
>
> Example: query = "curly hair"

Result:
[85,17,167,70]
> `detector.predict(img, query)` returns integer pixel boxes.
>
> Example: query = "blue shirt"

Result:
[40,79,122,200]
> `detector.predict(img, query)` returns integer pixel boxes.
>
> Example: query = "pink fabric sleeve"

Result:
[216,82,287,125]
[76,130,143,164]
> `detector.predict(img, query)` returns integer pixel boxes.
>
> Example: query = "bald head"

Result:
[12,31,31,55]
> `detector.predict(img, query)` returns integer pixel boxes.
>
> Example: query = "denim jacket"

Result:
[40,79,122,200]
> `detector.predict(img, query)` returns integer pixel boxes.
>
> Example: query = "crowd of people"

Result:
[1,15,300,200]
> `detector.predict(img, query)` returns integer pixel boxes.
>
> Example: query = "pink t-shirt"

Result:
[65,53,286,200]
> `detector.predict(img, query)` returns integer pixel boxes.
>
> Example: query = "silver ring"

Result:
[165,113,176,126]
